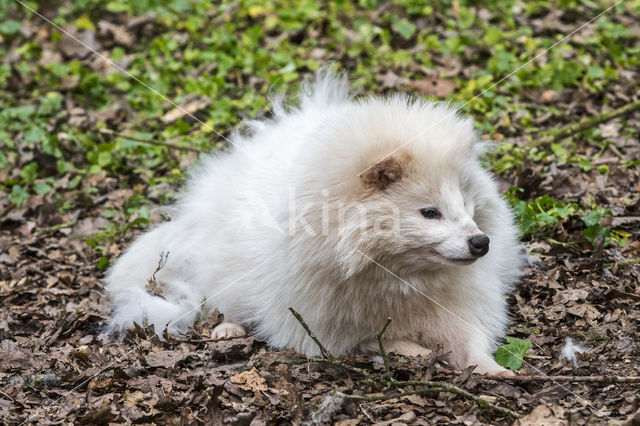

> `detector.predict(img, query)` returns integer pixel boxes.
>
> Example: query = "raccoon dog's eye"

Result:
[419,208,441,219]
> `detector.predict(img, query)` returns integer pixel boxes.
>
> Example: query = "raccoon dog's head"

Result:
[323,97,497,276]
[358,154,491,269]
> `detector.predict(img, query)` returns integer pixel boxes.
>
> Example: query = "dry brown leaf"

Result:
[515,403,567,426]
[378,70,406,89]
[566,303,601,320]
[71,345,90,362]
[408,78,457,97]
[540,89,557,103]
[162,97,211,123]
[58,27,101,58]
[98,21,135,47]
[145,350,187,368]
[230,367,268,393]
[335,420,360,426]
[375,411,417,425]
[121,390,145,407]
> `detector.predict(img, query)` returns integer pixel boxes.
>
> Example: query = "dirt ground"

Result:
[2,133,640,424]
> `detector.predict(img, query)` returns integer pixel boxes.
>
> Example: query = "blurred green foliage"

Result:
[1,0,637,252]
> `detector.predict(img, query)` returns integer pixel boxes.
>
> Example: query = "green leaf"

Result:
[391,15,416,40]
[20,162,38,184]
[37,92,64,116]
[97,151,112,167]
[96,257,110,270]
[67,175,82,189]
[8,185,29,206]
[137,205,151,220]
[75,15,96,32]
[495,337,531,370]
[583,224,610,247]
[33,182,52,194]
[578,158,593,172]
[587,66,605,79]
[581,210,600,227]
[551,207,572,219]
[581,207,611,227]
[0,20,21,36]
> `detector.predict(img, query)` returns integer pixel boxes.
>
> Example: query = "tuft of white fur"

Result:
[104,71,523,374]
[560,337,588,367]
[308,392,345,425]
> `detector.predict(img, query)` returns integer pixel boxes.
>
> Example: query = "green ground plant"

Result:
[1,0,637,258]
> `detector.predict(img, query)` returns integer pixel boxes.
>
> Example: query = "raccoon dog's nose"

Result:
[468,235,490,257]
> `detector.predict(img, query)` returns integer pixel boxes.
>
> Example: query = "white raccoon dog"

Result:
[105,72,522,375]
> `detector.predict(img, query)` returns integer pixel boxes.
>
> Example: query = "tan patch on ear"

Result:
[360,157,403,191]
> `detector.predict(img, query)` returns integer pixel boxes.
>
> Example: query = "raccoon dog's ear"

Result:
[360,157,402,191]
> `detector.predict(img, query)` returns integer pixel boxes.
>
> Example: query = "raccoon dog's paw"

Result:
[211,322,247,340]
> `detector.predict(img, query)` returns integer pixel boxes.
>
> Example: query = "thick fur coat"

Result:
[105,72,522,374]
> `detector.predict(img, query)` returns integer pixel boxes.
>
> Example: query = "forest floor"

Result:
[1,0,639,424]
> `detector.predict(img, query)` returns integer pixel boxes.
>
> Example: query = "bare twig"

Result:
[288,308,522,419]
[4,374,63,387]
[288,307,334,361]
[494,375,640,383]
[317,359,382,388]
[531,99,640,147]
[0,205,14,219]
[147,252,170,299]
[0,389,15,402]
[390,380,522,418]
[152,251,170,282]
[337,385,522,419]
[335,387,445,402]
[524,354,552,360]
[34,220,78,236]
[376,317,392,379]
[285,358,379,387]
[98,128,206,153]
[165,335,235,344]
[605,258,640,268]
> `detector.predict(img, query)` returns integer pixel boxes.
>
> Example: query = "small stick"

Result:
[0,205,13,219]
[335,387,445,402]
[288,307,334,361]
[605,258,640,268]
[98,128,206,154]
[151,251,170,282]
[165,335,234,343]
[286,358,380,388]
[313,359,376,380]
[337,385,521,419]
[376,317,393,379]
[493,375,640,383]
[0,389,15,402]
[5,373,63,387]
[531,99,640,147]
[524,354,551,360]
[288,308,522,418]
[35,220,78,236]
[388,381,522,418]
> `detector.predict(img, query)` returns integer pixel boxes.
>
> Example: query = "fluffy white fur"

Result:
[560,337,589,367]
[105,72,522,374]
